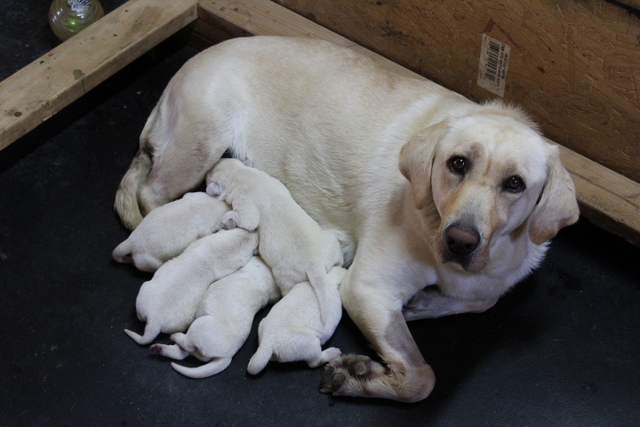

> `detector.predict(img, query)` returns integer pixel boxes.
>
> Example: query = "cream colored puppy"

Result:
[115,37,579,402]
[205,158,343,324]
[112,192,229,272]
[150,256,280,378]
[124,228,257,345]
[247,266,346,375]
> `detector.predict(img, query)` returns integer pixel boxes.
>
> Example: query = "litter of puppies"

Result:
[115,161,346,379]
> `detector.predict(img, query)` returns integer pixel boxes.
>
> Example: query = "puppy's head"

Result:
[399,105,579,273]
[205,158,249,197]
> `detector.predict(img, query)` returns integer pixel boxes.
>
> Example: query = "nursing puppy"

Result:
[247,266,346,375]
[112,192,229,272]
[150,256,280,378]
[124,228,257,345]
[115,37,579,401]
[205,158,343,324]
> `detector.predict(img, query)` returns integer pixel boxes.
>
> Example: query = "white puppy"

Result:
[206,158,343,324]
[112,192,229,272]
[247,266,346,375]
[150,256,280,378]
[124,228,258,345]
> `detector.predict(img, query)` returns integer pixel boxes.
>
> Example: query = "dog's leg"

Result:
[320,265,436,402]
[402,287,497,321]
[124,323,161,346]
[150,343,190,360]
[212,211,240,233]
[132,254,163,273]
[216,205,260,232]
[307,347,342,368]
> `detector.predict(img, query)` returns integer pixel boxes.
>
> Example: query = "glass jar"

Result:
[49,0,105,41]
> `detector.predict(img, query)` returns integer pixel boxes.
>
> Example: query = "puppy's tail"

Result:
[247,344,273,375]
[114,149,152,231]
[170,358,232,379]
[112,239,133,264]
[124,324,160,346]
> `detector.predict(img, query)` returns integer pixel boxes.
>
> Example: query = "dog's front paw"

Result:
[319,353,436,402]
[319,354,386,395]
[402,287,438,321]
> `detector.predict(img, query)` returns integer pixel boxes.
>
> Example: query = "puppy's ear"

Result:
[528,146,580,245]
[399,120,449,210]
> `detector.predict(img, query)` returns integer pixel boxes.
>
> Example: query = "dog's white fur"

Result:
[114,36,579,402]
[124,228,258,345]
[205,158,344,324]
[247,266,346,375]
[150,256,280,378]
[112,192,229,272]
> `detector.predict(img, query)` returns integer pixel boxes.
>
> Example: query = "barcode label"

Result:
[477,34,510,97]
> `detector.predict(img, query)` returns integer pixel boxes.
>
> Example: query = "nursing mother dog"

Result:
[115,36,579,402]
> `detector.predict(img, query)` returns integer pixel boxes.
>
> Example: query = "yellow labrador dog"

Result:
[114,36,579,402]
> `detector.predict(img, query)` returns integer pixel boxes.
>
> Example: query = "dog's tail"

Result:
[112,239,133,264]
[247,344,273,375]
[170,358,233,379]
[124,324,160,346]
[114,149,152,231]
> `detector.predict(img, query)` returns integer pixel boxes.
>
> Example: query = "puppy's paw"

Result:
[221,213,238,230]
[212,212,238,233]
[150,343,164,354]
[323,347,342,362]
[319,354,385,394]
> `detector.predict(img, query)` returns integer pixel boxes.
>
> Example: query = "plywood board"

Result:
[272,0,640,184]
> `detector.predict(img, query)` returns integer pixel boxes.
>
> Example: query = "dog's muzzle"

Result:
[443,222,481,270]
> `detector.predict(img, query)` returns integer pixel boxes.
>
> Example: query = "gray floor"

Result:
[1,1,639,425]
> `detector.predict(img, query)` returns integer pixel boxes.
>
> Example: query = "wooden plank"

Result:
[272,0,640,184]
[175,18,236,51]
[617,1,640,10]
[555,141,640,245]
[196,0,640,245]
[0,0,198,151]
[197,0,354,44]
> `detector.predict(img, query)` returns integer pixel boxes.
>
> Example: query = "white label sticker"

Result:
[68,0,91,12]
[477,34,510,97]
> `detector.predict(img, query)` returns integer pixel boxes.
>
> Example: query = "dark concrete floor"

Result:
[1,1,639,426]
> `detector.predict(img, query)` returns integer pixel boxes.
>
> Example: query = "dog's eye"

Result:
[504,175,526,193]
[448,156,468,175]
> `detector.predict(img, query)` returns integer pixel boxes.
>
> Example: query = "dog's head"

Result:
[399,104,579,273]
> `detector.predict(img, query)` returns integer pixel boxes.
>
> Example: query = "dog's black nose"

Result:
[444,223,480,256]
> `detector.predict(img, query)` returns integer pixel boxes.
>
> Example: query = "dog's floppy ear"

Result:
[399,120,449,210]
[528,146,580,245]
